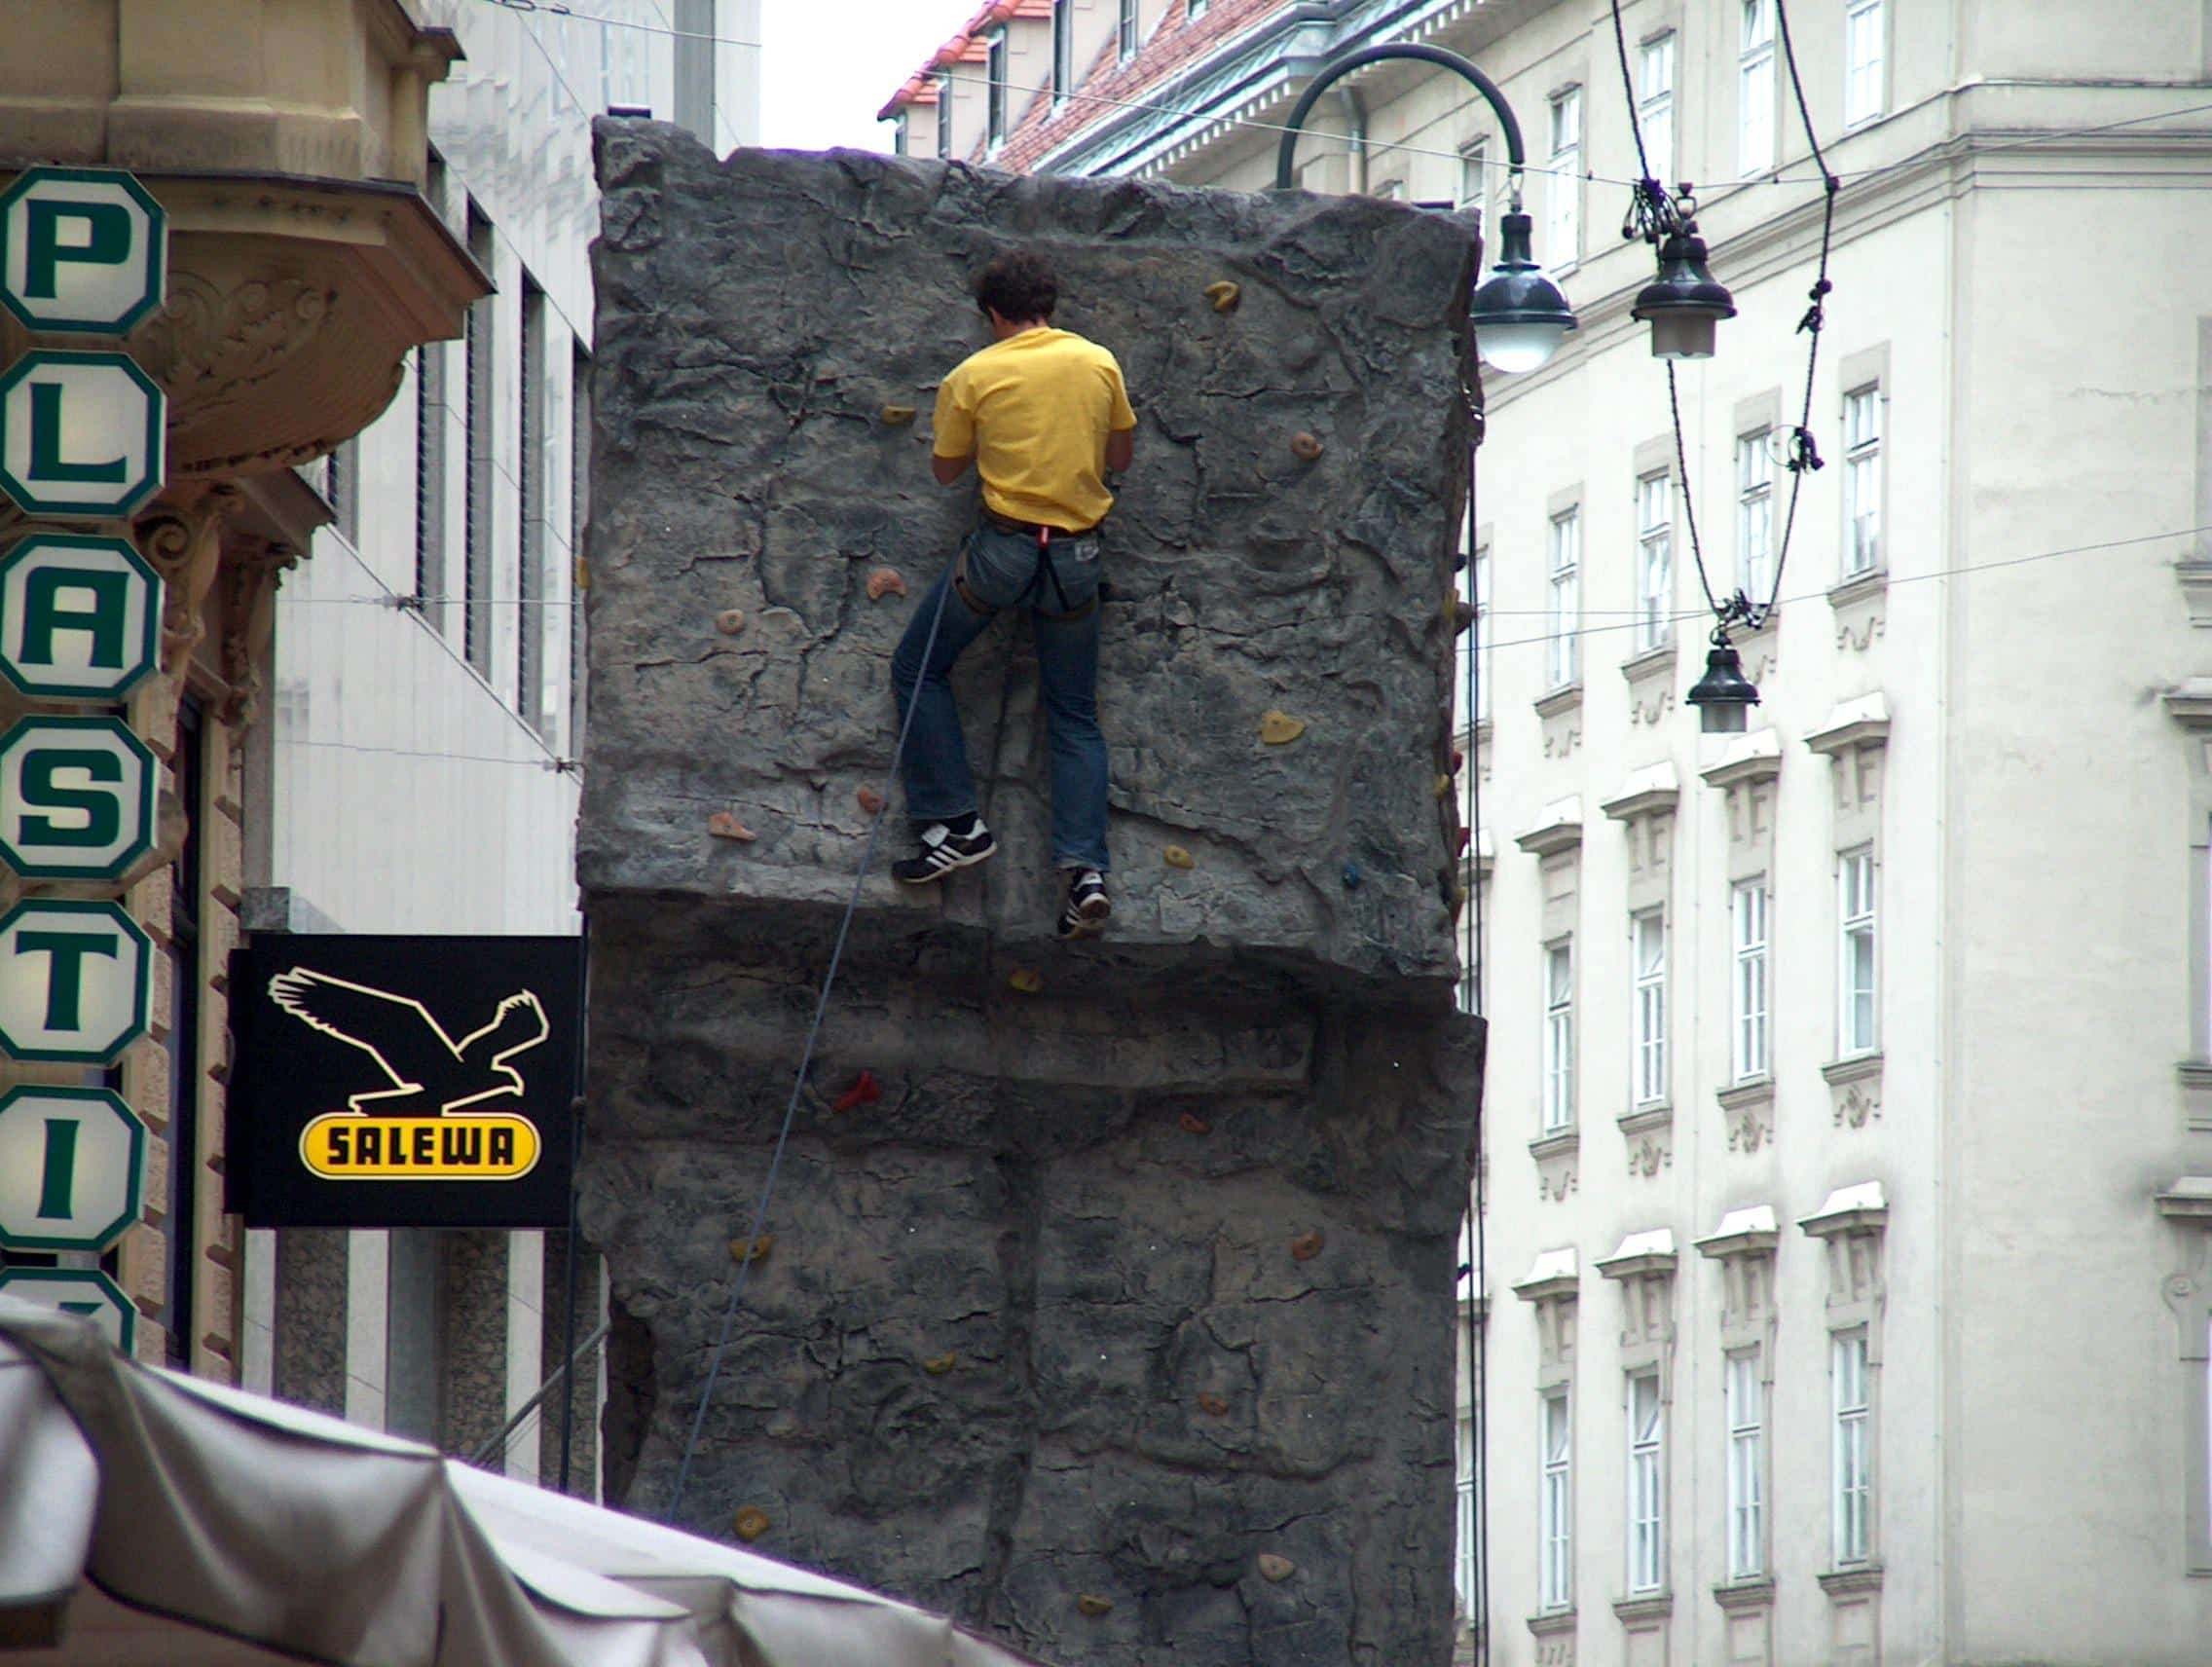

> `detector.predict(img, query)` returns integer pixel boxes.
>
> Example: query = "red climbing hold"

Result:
[832,1071,883,1115]
[857,785,886,815]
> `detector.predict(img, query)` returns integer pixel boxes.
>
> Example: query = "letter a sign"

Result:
[0,534,163,701]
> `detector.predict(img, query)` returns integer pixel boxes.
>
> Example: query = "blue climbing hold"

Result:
[1342,862,1363,890]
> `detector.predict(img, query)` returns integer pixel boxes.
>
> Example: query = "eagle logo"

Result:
[269,968,549,1117]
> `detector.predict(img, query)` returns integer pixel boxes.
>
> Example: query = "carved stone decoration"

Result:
[1834,1084,1880,1129]
[1726,1101,1773,1153]
[1539,1164,1579,1203]
[137,272,339,434]
[1631,685,1676,726]
[1628,1135,1672,1176]
[218,537,301,728]
[1542,722,1581,759]
[136,484,245,672]
[1836,614,1886,652]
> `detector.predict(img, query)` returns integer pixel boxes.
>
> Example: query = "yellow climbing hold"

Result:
[1009,968,1044,994]
[728,1234,774,1265]
[879,404,916,426]
[1163,844,1195,870]
[1257,1554,1296,1583]
[1435,773,1454,799]
[1078,1595,1114,1618]
[923,1352,958,1376]
[1204,280,1241,313]
[1260,710,1306,746]
[732,1506,772,1542]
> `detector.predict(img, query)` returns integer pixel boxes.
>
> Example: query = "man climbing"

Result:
[890,250,1136,941]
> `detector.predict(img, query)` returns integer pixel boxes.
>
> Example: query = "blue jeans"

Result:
[890,521,1110,872]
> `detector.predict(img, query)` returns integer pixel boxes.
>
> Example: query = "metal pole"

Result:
[1272,43,1527,194]
[470,1319,612,1470]
[556,920,592,1494]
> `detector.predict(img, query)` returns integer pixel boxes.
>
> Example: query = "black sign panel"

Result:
[226,935,582,1229]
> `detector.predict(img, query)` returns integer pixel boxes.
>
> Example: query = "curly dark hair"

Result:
[975,250,1058,323]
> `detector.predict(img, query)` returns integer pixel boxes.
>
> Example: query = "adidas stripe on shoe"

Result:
[1058,869,1111,939]
[893,819,997,885]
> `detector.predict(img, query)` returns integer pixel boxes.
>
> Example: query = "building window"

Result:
[1638,32,1675,184]
[1839,848,1876,1055]
[894,112,908,156]
[1628,1370,1664,1594]
[1539,1389,1572,1611]
[1457,136,1489,225]
[1546,507,1580,689]
[936,74,952,159]
[1832,1330,1872,1564]
[1843,386,1882,575]
[1636,470,1672,652]
[463,204,495,680]
[1736,431,1774,604]
[1189,0,1210,17]
[1456,1405,1481,1628]
[1119,0,1138,61]
[414,346,446,621]
[1726,1350,1765,1577]
[518,275,546,732]
[1546,87,1581,268]
[1844,0,1885,127]
[1469,544,1493,723]
[570,346,592,755]
[986,29,1008,150]
[1372,177,1405,202]
[1051,1,1074,106]
[1632,909,1667,1106]
[1732,881,1771,1082]
[1739,0,1776,176]
[1543,940,1575,1134]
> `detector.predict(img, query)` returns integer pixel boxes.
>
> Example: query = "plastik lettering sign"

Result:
[227,935,582,1230]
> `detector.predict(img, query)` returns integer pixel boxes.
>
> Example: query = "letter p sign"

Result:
[0,167,166,335]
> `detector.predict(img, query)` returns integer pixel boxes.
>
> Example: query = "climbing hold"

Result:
[1434,774,1453,800]
[1259,710,1306,746]
[879,403,916,426]
[1453,598,1479,634]
[922,1351,959,1376]
[1204,279,1241,314]
[866,568,908,601]
[716,608,747,636]
[1009,968,1044,995]
[1456,826,1472,856]
[830,1070,882,1115]
[1452,749,1465,772]
[732,1506,772,1542]
[1196,1391,1230,1417]
[1290,431,1324,463]
[1341,862,1363,890]
[708,812,757,841]
[1178,1111,1210,1136]
[1289,1230,1325,1263]
[1077,1595,1114,1618]
[1163,844,1196,870]
[1257,1554,1296,1583]
[857,785,886,815]
[728,1234,774,1265]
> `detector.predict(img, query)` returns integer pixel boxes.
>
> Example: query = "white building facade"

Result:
[240,0,758,1490]
[900,0,2212,1661]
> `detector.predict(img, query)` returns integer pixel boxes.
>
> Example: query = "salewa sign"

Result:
[227,936,581,1229]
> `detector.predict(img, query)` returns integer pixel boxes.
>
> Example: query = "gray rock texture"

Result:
[579,123,1487,1667]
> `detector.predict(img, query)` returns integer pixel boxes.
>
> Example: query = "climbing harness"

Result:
[977,508,1101,622]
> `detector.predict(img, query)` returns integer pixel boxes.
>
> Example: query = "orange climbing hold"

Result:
[857,785,886,814]
[1259,710,1306,746]
[1289,1230,1325,1263]
[732,1506,772,1542]
[1178,1112,1210,1136]
[728,1234,774,1265]
[1290,431,1324,462]
[1009,968,1043,994]
[708,812,756,841]
[716,608,747,635]
[831,1070,882,1115]
[922,1352,958,1376]
[867,568,907,600]
[1196,1391,1230,1417]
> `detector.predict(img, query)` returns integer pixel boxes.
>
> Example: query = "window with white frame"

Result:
[1051,0,1073,106]
[1843,387,1883,575]
[1543,941,1575,1133]
[1732,881,1771,1081]
[1628,1371,1664,1594]
[1455,1407,1480,1626]
[1457,137,1489,220]
[1839,849,1877,1055]
[1457,533,1493,727]
[1832,1330,1872,1564]
[936,74,952,159]
[1189,0,1209,16]
[1725,1350,1764,1577]
[1739,0,1776,176]
[986,30,1008,149]
[1632,909,1667,1106]
[1118,0,1138,60]
[1547,88,1581,268]
[1636,471,1673,651]
[1736,430,1774,603]
[1547,507,1580,689]
[1539,1389,1573,1610]
[1844,0,1885,127]
[1638,32,1676,185]
[1372,177,1406,201]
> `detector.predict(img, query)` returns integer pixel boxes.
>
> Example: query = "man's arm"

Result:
[932,451,973,486]
[1104,427,1134,475]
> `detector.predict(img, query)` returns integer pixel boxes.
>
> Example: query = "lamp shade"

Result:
[1472,210,1577,374]
[1630,228,1736,361]
[1686,642,1760,732]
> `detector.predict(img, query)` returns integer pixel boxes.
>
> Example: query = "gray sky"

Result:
[757,0,971,154]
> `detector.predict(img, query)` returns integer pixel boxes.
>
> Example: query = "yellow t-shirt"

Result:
[933,327,1137,532]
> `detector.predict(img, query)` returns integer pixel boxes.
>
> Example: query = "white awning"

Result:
[0,1301,1049,1667]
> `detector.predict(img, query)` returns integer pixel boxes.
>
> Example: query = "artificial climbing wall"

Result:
[578,123,1487,1667]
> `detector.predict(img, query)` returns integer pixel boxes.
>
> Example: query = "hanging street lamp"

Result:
[1685,633,1761,733]
[1631,220,1737,360]
[1272,42,1579,375]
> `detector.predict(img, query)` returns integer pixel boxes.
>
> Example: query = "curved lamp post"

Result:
[1272,43,1578,374]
